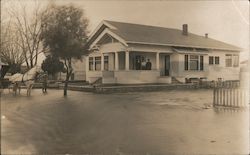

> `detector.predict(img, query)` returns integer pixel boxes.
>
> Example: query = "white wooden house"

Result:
[85,20,241,84]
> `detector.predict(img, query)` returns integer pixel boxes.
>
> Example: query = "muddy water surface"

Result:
[1,89,248,154]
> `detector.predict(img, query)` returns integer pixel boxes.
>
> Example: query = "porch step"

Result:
[171,77,182,84]
[102,77,117,84]
[91,77,102,86]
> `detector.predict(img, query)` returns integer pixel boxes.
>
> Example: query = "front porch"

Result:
[86,51,173,84]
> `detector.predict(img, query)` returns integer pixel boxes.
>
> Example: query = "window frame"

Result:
[209,56,214,65]
[104,55,109,71]
[233,54,239,67]
[184,54,204,71]
[215,56,220,65]
[189,55,199,70]
[95,56,101,71]
[225,54,233,67]
[89,57,94,71]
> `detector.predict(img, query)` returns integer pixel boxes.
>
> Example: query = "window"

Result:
[184,55,204,71]
[209,56,220,65]
[225,54,232,67]
[189,55,199,70]
[184,55,188,70]
[209,56,214,65]
[215,56,219,64]
[226,54,240,67]
[104,56,109,70]
[233,55,239,67]
[89,57,93,71]
[95,57,101,71]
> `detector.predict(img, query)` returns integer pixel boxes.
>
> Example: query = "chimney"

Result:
[205,33,208,38]
[182,24,188,35]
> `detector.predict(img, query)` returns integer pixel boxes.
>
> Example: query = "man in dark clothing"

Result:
[146,59,152,70]
[42,72,48,93]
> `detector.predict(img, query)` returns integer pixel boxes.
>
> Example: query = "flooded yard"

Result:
[1,89,249,154]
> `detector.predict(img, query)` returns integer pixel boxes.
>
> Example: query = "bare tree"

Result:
[0,17,24,74]
[5,0,48,69]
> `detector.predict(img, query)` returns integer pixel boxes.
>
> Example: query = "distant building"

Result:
[58,59,86,81]
[84,20,241,84]
[239,60,249,89]
[0,61,9,79]
[240,60,248,67]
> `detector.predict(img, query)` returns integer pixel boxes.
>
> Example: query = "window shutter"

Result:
[200,56,204,71]
[184,55,188,70]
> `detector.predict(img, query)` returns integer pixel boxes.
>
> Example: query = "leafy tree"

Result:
[40,4,89,96]
[8,64,21,75]
[41,56,65,79]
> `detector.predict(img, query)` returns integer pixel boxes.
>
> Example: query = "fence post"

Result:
[244,90,246,107]
[222,88,225,106]
[230,88,233,107]
[240,89,243,107]
[236,88,239,107]
[213,88,216,107]
[220,86,223,105]
[232,87,235,106]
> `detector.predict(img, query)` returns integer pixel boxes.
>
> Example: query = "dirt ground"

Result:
[1,89,249,154]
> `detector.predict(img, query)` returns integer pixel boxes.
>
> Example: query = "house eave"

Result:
[87,20,118,43]
[89,29,128,50]
[126,41,241,52]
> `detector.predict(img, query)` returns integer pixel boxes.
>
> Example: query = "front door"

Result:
[164,55,170,76]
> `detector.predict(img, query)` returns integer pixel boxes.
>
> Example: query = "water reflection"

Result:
[1,89,249,154]
[214,106,249,114]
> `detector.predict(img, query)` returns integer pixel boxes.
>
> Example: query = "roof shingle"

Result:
[104,20,241,51]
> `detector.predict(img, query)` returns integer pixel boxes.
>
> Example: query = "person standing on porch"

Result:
[146,59,152,70]
[141,57,146,70]
[136,58,141,70]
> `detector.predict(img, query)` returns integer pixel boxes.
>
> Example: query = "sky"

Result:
[2,0,249,63]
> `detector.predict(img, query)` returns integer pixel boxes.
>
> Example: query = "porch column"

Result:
[115,52,119,70]
[125,51,129,70]
[86,56,89,71]
[101,53,104,71]
[156,52,160,70]
[93,57,95,71]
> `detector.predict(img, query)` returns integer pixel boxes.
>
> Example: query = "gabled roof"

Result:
[88,20,241,51]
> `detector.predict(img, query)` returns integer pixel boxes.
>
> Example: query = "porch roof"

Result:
[172,47,209,54]
[103,20,241,51]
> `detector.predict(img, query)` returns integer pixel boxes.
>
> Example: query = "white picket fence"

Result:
[213,81,248,108]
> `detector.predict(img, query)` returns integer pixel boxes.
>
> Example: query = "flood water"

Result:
[1,89,249,154]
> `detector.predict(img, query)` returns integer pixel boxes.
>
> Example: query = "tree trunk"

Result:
[64,73,70,96]
[52,73,55,80]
